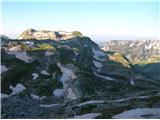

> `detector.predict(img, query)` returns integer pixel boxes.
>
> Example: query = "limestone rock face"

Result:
[18,28,83,40]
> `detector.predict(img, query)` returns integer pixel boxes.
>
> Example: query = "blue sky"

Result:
[1,0,160,42]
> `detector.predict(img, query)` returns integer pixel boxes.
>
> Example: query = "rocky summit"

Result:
[18,28,83,40]
[1,30,160,119]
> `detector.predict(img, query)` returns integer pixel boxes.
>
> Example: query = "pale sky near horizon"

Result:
[1,0,160,42]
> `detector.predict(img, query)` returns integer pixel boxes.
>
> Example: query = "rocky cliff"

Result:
[18,28,83,40]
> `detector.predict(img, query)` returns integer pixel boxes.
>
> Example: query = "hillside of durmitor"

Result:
[1,29,160,118]
[101,40,160,81]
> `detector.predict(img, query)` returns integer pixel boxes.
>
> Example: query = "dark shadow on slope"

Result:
[133,62,160,81]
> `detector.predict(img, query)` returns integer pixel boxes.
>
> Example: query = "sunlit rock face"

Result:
[18,28,83,40]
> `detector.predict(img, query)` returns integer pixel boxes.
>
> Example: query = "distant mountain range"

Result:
[1,29,160,119]
[101,40,160,63]
[101,40,160,81]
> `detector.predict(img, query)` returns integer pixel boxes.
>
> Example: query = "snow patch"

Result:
[62,45,71,49]
[7,51,31,63]
[30,94,46,100]
[129,78,135,86]
[8,46,21,51]
[94,72,114,81]
[32,73,39,80]
[84,44,88,47]
[30,94,40,100]
[57,63,77,99]
[41,70,50,75]
[92,48,106,56]
[72,113,101,119]
[110,95,150,102]
[40,96,47,100]
[92,48,106,61]
[112,108,160,119]
[73,50,79,56]
[1,65,8,73]
[40,104,60,108]
[58,31,72,36]
[57,63,77,83]
[53,89,63,97]
[76,100,105,107]
[93,60,103,69]
[67,88,76,100]
[10,83,26,95]
[45,51,54,56]
[1,93,10,99]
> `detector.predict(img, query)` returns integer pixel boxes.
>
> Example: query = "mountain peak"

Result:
[26,28,36,32]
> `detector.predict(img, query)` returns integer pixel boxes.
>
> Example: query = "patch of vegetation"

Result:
[1,59,39,93]
[57,45,75,64]
[72,31,82,36]
[79,105,97,115]
[108,53,131,68]
[74,62,110,96]
[134,62,160,81]
[36,44,56,51]
[20,43,56,51]
[97,105,132,119]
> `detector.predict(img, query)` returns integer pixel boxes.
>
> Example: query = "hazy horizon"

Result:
[1,0,160,42]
